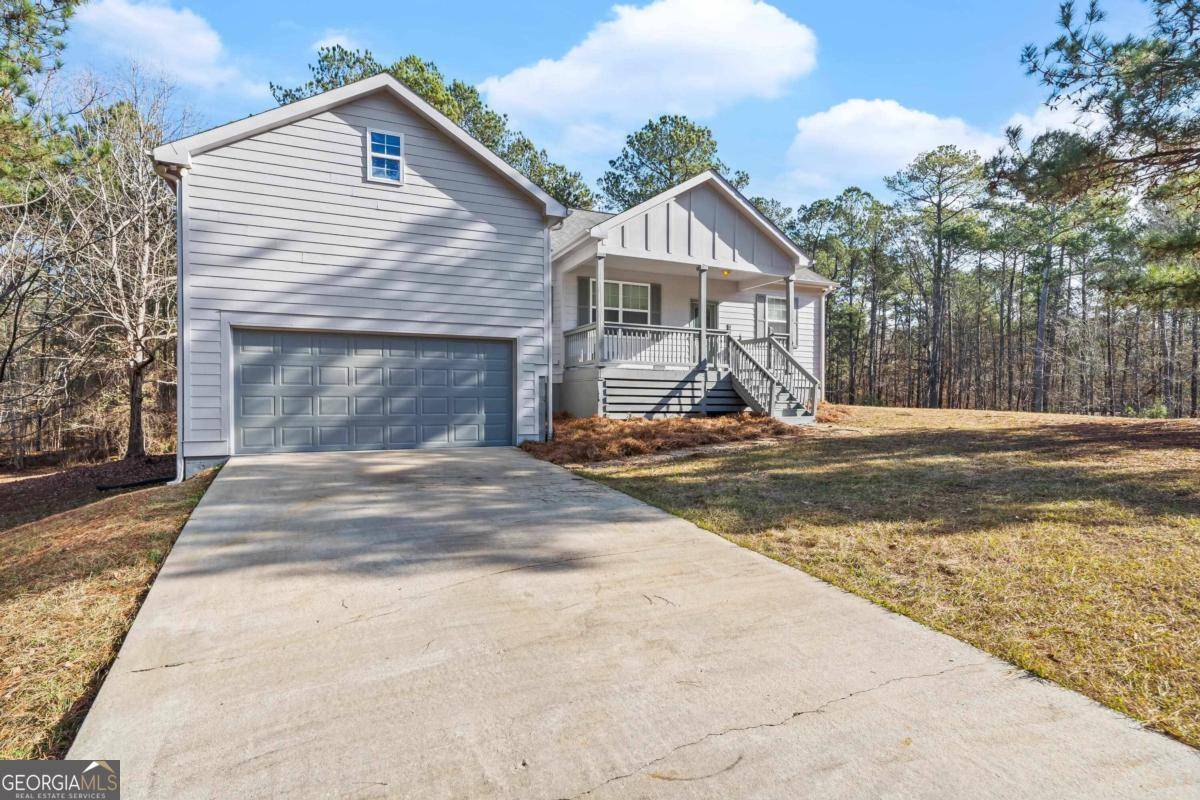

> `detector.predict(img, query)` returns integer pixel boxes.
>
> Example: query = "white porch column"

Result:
[697,264,709,368]
[595,254,606,361]
[785,276,796,351]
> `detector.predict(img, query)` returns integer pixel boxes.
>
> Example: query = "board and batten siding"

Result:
[602,182,796,274]
[180,90,549,459]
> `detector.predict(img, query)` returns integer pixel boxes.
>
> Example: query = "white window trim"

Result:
[365,128,405,185]
[588,278,651,324]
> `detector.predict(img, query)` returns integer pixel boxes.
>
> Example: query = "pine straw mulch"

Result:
[0,469,216,759]
[0,455,176,533]
[521,412,820,465]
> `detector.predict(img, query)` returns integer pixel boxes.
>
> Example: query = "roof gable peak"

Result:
[591,170,805,264]
[152,73,565,218]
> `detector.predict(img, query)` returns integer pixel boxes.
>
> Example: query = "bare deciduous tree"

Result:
[49,69,188,458]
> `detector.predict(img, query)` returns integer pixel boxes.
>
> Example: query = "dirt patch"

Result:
[0,456,175,533]
[522,413,808,465]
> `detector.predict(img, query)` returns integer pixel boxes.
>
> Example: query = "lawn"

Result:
[569,406,1200,748]
[0,466,215,759]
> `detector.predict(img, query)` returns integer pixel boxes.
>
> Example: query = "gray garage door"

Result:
[233,329,513,453]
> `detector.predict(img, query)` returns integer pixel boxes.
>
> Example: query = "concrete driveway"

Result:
[70,449,1199,799]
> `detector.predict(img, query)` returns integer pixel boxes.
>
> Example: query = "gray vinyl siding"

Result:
[717,288,820,374]
[181,90,548,455]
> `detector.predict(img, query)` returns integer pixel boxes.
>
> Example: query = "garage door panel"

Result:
[420,369,448,386]
[387,338,418,357]
[318,335,349,355]
[421,425,449,444]
[280,365,312,385]
[354,426,384,446]
[388,368,416,386]
[241,396,275,416]
[242,427,276,449]
[354,335,385,355]
[387,396,417,415]
[281,396,314,416]
[354,367,384,385]
[388,425,417,445]
[317,396,349,416]
[279,332,313,354]
[234,329,513,453]
[241,364,274,385]
[453,424,480,442]
[281,427,313,447]
[354,396,385,415]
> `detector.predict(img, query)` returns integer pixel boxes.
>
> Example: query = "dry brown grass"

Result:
[574,406,1200,748]
[521,412,807,464]
[0,469,215,759]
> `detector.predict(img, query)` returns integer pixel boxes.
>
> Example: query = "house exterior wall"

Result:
[179,90,549,469]
[550,261,824,383]
[602,182,796,274]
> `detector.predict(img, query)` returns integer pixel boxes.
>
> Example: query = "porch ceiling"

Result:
[561,251,792,291]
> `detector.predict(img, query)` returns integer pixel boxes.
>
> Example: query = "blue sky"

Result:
[66,0,1151,205]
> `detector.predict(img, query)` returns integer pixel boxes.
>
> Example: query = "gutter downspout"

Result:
[156,163,188,483]
[817,283,834,401]
[544,220,555,441]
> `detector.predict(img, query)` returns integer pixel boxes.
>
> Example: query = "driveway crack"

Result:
[556,660,989,799]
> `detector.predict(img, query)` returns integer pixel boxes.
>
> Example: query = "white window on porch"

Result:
[588,279,650,325]
[766,296,789,336]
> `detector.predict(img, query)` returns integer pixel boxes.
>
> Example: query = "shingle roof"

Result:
[794,266,836,287]
[550,208,613,256]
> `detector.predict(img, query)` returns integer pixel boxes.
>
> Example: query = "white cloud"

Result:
[773,97,1113,203]
[479,0,816,154]
[781,98,1005,196]
[76,0,267,98]
[312,28,360,52]
[1004,103,1103,140]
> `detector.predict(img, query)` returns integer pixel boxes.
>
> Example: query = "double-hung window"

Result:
[766,296,789,336]
[367,129,404,184]
[587,279,650,325]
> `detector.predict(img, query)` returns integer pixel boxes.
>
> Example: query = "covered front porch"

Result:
[556,251,821,417]
[549,170,832,421]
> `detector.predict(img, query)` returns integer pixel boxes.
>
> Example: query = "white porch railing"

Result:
[564,323,731,368]
[741,336,821,414]
[564,322,601,366]
[727,338,777,413]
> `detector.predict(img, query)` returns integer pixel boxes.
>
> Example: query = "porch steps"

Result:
[772,398,817,425]
[727,377,816,424]
[727,338,819,425]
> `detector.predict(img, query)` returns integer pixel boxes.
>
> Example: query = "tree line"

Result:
[1,2,186,465]
[2,0,1198,468]
[784,0,1200,416]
